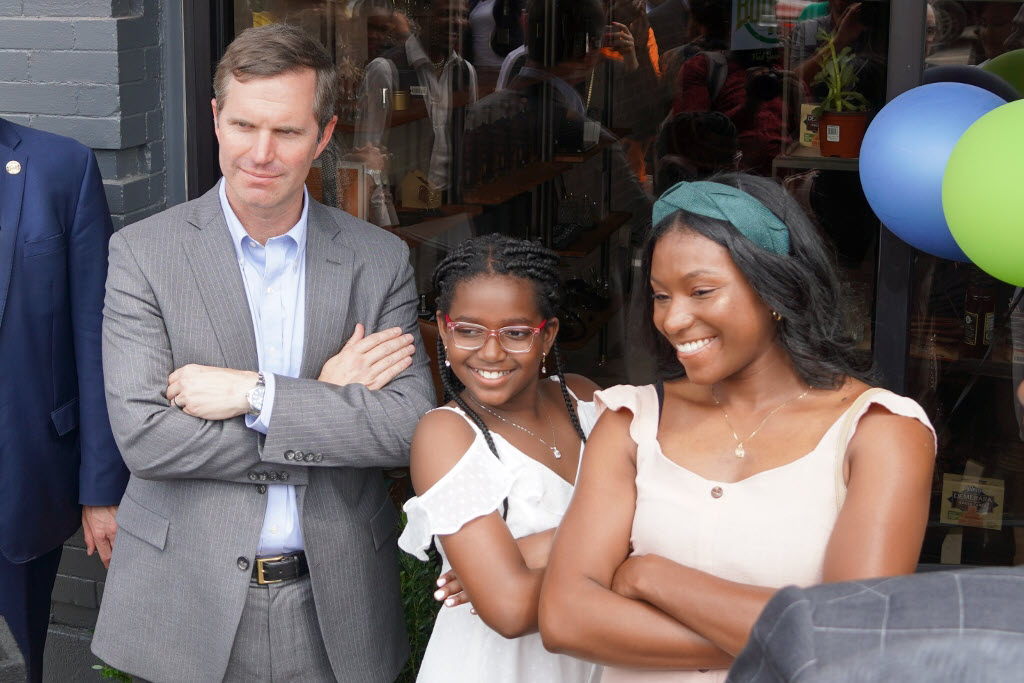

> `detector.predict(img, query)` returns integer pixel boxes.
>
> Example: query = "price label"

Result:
[825,125,840,142]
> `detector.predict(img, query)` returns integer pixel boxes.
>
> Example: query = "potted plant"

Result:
[811,28,871,158]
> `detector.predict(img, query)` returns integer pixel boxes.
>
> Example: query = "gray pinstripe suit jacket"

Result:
[91,186,435,682]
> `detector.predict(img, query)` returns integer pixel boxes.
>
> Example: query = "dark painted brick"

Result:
[0,82,77,115]
[31,50,119,84]
[96,580,104,605]
[123,199,165,227]
[43,625,99,683]
[110,214,125,231]
[0,50,30,81]
[144,45,160,79]
[67,526,86,548]
[120,78,159,114]
[76,84,119,116]
[52,574,98,609]
[149,138,164,172]
[117,48,145,83]
[107,173,153,213]
[30,114,121,148]
[95,147,145,177]
[72,18,117,50]
[51,602,97,630]
[117,11,158,50]
[145,106,162,139]
[57,545,108,583]
[119,111,147,146]
[0,18,74,49]
[24,0,118,18]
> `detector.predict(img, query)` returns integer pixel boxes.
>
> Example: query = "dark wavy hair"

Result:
[640,172,875,388]
[432,234,587,475]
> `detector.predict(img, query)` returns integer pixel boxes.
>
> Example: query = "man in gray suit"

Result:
[92,24,435,682]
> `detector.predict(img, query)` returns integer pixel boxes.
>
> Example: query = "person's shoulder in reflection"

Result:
[1006,3,1024,52]
[504,0,605,148]
[647,0,691,56]
[653,111,738,196]
[662,0,730,102]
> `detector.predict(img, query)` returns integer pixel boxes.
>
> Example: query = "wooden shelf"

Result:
[557,212,631,258]
[382,205,482,249]
[336,90,475,134]
[462,160,572,205]
[464,137,618,206]
[772,143,860,173]
[561,296,623,351]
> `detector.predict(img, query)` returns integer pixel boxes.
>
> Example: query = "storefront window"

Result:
[908,0,1024,568]
[223,0,901,391]
[219,1,1024,568]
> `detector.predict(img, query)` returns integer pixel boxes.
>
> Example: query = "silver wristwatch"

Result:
[246,372,266,416]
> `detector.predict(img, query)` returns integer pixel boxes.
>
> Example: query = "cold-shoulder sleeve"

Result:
[593,384,660,447]
[840,389,937,454]
[832,388,937,513]
[398,434,514,561]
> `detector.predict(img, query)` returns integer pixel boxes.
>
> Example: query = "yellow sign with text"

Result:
[940,474,1005,530]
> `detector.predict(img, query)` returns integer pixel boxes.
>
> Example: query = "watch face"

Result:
[248,384,265,414]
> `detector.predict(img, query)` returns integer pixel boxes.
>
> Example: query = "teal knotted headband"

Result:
[653,181,791,256]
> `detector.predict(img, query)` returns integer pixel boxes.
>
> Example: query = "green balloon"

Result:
[982,49,1024,98]
[943,100,1024,284]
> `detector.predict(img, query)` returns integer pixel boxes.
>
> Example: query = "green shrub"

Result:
[395,513,442,682]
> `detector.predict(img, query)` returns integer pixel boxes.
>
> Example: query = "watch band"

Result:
[246,372,266,416]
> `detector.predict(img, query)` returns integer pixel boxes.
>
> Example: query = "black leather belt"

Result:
[251,551,308,585]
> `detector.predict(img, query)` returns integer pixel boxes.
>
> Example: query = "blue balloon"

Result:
[859,82,1006,261]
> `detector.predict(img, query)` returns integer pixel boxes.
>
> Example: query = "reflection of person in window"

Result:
[465,0,524,89]
[791,0,887,111]
[1006,4,1024,51]
[976,1,1024,63]
[355,0,478,225]
[671,1,791,177]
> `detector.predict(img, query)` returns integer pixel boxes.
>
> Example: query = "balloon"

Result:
[943,100,1024,285]
[982,49,1024,101]
[923,65,1021,102]
[859,82,1006,261]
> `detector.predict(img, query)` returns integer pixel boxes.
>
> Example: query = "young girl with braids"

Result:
[397,234,601,683]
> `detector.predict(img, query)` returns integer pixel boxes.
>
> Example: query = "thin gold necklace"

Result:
[711,386,810,458]
[468,394,562,459]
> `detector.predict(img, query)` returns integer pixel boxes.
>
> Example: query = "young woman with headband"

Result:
[398,234,601,682]
[539,173,936,681]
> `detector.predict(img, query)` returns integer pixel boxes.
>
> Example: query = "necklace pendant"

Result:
[552,446,562,459]
[734,444,746,458]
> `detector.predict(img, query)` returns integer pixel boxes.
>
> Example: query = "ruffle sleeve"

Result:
[593,384,660,447]
[398,433,515,561]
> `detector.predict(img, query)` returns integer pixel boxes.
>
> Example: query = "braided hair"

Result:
[432,234,588,471]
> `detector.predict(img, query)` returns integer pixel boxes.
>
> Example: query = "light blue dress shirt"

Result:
[219,179,307,556]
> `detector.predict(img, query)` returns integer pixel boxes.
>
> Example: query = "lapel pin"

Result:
[6,160,21,175]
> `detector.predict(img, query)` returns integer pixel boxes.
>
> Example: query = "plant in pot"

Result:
[811,28,871,158]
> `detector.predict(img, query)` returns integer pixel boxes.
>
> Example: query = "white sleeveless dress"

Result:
[399,382,602,683]
[594,384,936,683]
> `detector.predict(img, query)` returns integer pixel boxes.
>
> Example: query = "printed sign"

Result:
[731,0,780,51]
[940,474,1005,530]
[825,124,840,142]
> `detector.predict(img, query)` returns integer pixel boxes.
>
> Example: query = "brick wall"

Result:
[0,0,167,230]
[0,0,169,678]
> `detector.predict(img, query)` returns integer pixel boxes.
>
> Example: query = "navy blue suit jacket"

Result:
[0,117,128,563]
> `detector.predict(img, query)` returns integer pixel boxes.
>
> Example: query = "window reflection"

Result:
[909,0,1024,567]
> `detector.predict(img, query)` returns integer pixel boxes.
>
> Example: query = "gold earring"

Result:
[771,310,782,322]
[541,352,547,375]
[444,346,450,367]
